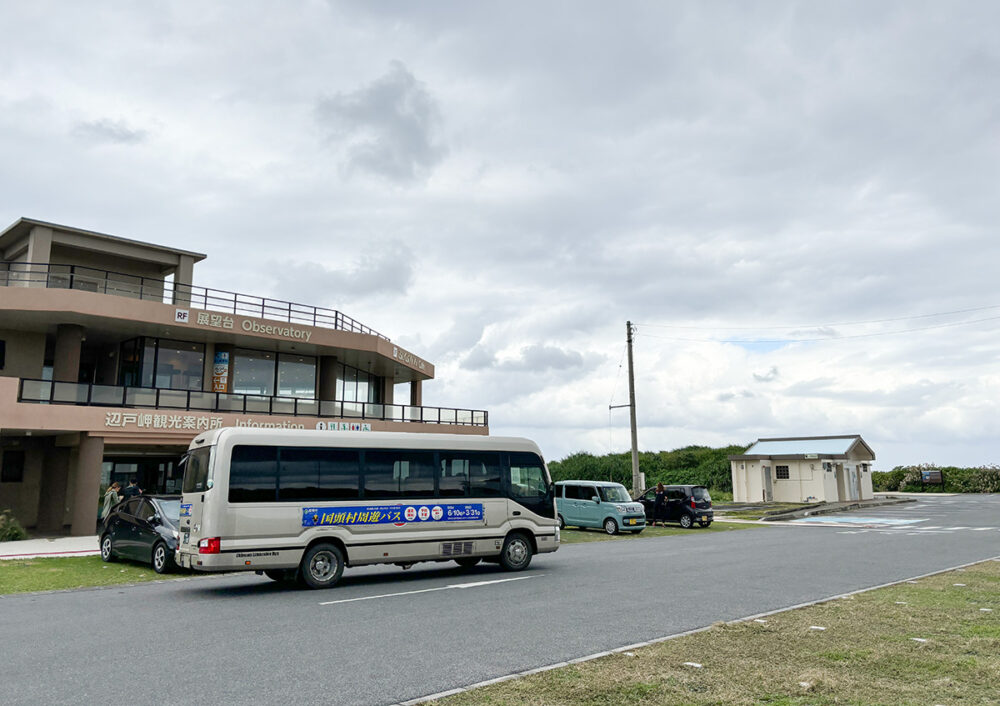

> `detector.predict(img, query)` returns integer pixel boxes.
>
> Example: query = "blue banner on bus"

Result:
[302,503,484,527]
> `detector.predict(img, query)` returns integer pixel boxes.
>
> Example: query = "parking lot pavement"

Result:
[786,494,1000,534]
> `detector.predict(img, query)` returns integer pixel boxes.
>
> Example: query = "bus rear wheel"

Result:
[499,533,532,571]
[299,543,345,589]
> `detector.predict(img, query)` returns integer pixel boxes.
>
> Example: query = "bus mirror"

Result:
[206,479,214,489]
[592,496,600,503]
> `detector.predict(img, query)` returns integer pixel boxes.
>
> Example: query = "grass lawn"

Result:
[0,556,190,595]
[560,521,758,544]
[438,560,1000,705]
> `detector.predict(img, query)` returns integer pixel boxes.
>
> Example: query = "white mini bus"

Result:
[176,428,559,588]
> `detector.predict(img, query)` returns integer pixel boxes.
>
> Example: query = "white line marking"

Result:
[319,575,539,605]
[397,553,1000,706]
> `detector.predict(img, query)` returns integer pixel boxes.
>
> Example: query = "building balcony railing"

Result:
[0,262,388,340]
[17,379,488,427]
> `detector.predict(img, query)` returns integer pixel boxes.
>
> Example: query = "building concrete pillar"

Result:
[69,434,104,536]
[53,324,85,383]
[202,341,215,391]
[410,380,422,407]
[26,226,53,263]
[14,226,53,286]
[381,378,394,405]
[172,254,195,305]
[35,445,70,533]
[318,356,339,400]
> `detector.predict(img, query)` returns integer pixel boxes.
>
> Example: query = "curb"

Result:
[760,497,915,522]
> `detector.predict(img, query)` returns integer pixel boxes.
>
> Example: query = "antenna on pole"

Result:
[609,321,641,493]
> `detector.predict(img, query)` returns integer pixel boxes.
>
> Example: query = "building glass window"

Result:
[277,354,316,399]
[154,339,204,390]
[334,362,380,403]
[118,337,202,390]
[232,349,277,396]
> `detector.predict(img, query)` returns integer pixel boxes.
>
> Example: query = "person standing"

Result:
[122,479,142,499]
[653,482,667,527]
[101,482,122,520]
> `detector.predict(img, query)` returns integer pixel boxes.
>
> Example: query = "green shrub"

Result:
[874,464,1000,493]
[0,509,29,542]
[547,444,746,493]
[872,469,905,492]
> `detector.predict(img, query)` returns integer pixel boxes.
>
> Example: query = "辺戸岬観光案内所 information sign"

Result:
[302,504,485,527]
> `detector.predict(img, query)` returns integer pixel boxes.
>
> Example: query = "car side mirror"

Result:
[591,496,600,503]
[149,514,161,525]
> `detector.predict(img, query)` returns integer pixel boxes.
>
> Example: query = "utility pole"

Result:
[610,321,641,493]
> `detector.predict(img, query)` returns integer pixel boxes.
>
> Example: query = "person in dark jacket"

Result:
[122,479,142,498]
[653,482,667,527]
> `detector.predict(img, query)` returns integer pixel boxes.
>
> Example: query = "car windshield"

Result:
[154,499,181,522]
[599,484,631,502]
[692,487,711,502]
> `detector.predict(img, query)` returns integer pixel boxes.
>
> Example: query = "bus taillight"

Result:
[198,537,221,554]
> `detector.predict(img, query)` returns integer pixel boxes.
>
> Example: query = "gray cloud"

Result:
[270,247,414,304]
[316,61,447,182]
[753,366,779,383]
[72,118,147,145]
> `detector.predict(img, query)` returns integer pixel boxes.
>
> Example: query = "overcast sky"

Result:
[2,1,999,469]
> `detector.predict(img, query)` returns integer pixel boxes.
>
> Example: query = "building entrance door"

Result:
[101,456,183,495]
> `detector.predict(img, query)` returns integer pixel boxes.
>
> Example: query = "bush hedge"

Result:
[872,465,1000,493]
[547,445,745,492]
[0,509,29,542]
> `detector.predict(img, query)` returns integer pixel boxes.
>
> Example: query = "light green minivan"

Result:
[555,480,646,534]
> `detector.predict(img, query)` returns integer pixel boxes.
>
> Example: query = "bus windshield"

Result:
[181,447,213,493]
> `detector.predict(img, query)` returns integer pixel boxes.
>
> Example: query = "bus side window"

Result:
[468,453,502,497]
[507,452,548,500]
[229,445,278,503]
[439,456,469,497]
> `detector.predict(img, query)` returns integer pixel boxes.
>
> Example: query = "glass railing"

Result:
[17,379,488,427]
[0,262,388,340]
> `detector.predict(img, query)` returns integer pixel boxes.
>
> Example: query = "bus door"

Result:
[506,452,555,523]
[178,446,213,552]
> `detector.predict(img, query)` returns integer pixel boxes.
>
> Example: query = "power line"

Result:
[634,303,1000,332]
[637,313,1000,344]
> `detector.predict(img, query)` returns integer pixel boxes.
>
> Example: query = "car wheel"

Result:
[679,513,694,529]
[604,518,619,535]
[558,514,566,530]
[454,558,481,569]
[152,542,175,574]
[100,534,116,563]
[299,543,345,589]
[499,533,533,571]
[698,520,712,528]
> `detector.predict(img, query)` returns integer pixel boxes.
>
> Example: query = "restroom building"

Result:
[0,218,488,535]
[729,435,875,503]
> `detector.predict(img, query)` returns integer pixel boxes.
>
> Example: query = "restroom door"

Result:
[762,466,773,502]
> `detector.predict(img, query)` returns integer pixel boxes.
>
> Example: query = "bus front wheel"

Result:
[299,543,345,589]
[499,533,533,572]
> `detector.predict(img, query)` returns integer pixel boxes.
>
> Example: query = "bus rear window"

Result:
[182,447,213,493]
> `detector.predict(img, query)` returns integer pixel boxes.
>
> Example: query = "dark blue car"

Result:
[99,495,181,573]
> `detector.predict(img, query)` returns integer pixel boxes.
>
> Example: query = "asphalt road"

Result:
[3,495,998,706]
